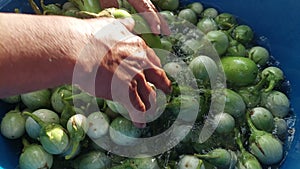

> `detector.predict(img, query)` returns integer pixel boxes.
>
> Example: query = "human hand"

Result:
[76,17,171,127]
[99,0,170,35]
[0,12,170,127]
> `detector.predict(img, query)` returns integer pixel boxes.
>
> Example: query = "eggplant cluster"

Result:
[0,0,295,169]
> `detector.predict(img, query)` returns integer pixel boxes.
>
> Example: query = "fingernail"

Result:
[157,24,161,32]
[165,79,172,93]
[151,24,160,34]
[163,27,171,36]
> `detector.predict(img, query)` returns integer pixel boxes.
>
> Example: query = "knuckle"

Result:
[134,72,145,81]
[130,79,138,89]
[135,36,147,47]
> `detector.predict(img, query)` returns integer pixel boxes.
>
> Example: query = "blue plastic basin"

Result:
[1,0,300,168]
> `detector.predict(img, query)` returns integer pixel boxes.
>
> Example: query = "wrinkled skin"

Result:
[77,18,172,126]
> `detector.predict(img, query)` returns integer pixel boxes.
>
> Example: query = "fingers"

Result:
[157,13,171,35]
[146,46,161,67]
[99,0,119,8]
[144,47,172,94]
[144,65,172,94]
[123,36,172,99]
[140,13,161,35]
[127,0,170,35]
[127,73,157,128]
[126,80,147,126]
[125,65,170,127]
[127,0,159,34]
[135,72,156,110]
[100,0,171,35]
[128,80,146,112]
[140,11,171,35]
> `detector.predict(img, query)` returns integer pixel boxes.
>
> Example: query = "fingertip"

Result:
[165,79,172,94]
[147,87,157,110]
[150,24,161,35]
[146,47,162,67]
[144,67,172,95]
[157,14,171,35]
[159,72,172,94]
[161,24,171,36]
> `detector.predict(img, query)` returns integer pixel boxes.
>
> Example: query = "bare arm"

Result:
[0,13,87,97]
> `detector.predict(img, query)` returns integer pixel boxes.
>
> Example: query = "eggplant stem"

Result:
[253,76,268,91]
[235,129,247,153]
[14,104,20,111]
[65,141,79,160]
[40,0,46,10]
[246,111,258,133]
[28,0,42,15]
[65,122,86,160]
[23,111,46,128]
[64,92,93,102]
[197,160,204,169]
[194,154,218,159]
[264,80,275,92]
[21,137,31,149]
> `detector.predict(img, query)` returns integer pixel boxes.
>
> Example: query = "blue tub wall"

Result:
[1,0,300,168]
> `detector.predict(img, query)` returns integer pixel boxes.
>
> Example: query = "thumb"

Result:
[118,17,135,32]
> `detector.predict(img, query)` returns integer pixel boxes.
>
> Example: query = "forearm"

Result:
[0,13,90,97]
